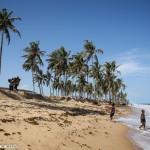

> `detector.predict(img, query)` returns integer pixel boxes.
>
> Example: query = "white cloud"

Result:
[118,62,150,75]
[116,48,150,76]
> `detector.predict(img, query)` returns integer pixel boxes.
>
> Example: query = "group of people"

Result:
[109,102,146,130]
[8,76,21,91]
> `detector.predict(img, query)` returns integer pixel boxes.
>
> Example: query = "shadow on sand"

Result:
[0,88,106,116]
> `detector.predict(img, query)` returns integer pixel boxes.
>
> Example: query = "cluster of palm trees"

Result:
[22,40,128,105]
[0,8,128,104]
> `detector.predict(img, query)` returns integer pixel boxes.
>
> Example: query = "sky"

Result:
[0,0,150,104]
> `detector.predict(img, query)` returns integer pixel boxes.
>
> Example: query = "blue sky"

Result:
[0,0,150,103]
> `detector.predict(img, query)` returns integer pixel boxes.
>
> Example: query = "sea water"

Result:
[117,104,150,150]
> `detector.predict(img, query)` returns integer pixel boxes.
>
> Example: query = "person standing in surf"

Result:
[139,109,146,130]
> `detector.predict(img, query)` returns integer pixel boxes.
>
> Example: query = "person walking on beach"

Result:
[110,102,115,120]
[139,109,146,130]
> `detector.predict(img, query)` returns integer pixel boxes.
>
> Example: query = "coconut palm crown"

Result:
[0,8,21,74]
[22,41,45,92]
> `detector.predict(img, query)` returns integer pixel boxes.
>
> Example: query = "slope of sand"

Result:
[0,90,135,150]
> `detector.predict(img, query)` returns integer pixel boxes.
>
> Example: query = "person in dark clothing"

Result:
[139,109,146,130]
[110,102,115,120]
[8,78,15,91]
[14,76,21,91]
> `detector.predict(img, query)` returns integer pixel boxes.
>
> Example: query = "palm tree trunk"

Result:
[105,94,107,101]
[108,80,111,104]
[87,75,89,99]
[56,88,58,96]
[64,71,67,96]
[41,83,43,95]
[53,85,54,96]
[0,32,4,74]
[38,82,41,94]
[94,79,96,100]
[58,88,60,96]
[49,84,51,96]
[64,73,66,96]
[32,70,35,92]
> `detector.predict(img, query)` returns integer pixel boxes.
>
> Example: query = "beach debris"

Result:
[24,116,50,125]
[82,144,91,149]
[105,131,108,134]
[0,129,5,132]
[78,135,84,138]
[71,140,91,149]
[0,118,15,123]
[4,133,11,136]
[92,101,98,105]
[62,143,66,146]
[24,117,39,125]
[17,132,21,135]
[64,107,106,116]
[89,132,93,135]
[63,119,72,125]
[49,114,72,127]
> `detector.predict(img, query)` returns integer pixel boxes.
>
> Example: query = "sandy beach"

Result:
[0,89,135,150]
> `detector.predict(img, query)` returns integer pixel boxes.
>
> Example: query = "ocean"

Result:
[117,104,150,150]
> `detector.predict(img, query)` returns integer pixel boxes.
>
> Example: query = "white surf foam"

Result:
[117,104,150,150]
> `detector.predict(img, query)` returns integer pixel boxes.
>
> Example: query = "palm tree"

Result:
[53,76,60,96]
[84,40,103,65]
[89,55,102,100]
[114,78,126,103]
[70,52,86,76]
[84,82,93,100]
[76,74,87,98]
[0,8,21,74]
[46,50,59,96]
[65,80,72,96]
[34,69,44,94]
[103,61,120,103]
[101,79,109,101]
[44,70,53,96]
[84,40,103,100]
[22,41,45,92]
[83,64,90,98]
[47,46,71,96]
